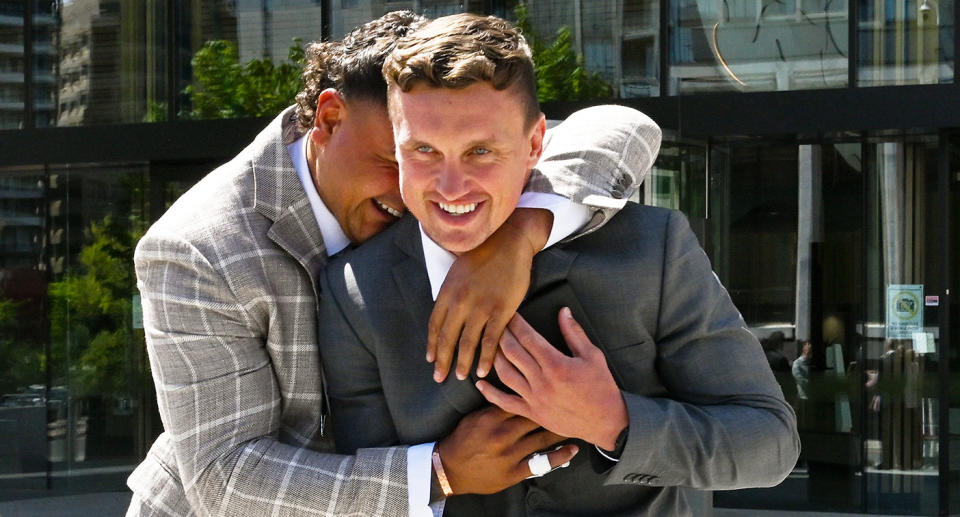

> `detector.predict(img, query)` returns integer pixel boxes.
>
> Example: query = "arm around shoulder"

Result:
[529,105,662,235]
[135,231,410,517]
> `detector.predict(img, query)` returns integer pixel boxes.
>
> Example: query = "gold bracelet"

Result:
[431,448,454,497]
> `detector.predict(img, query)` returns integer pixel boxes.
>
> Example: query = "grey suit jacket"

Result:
[318,205,801,516]
[127,105,660,516]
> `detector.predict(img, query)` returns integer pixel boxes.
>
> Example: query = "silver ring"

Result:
[527,453,551,477]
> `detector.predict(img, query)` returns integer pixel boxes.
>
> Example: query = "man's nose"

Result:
[434,161,470,200]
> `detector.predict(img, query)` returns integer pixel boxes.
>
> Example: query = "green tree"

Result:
[185,40,305,119]
[513,4,613,103]
[47,215,145,397]
[0,298,44,395]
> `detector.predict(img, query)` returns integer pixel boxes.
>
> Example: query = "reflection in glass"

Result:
[710,140,868,513]
[0,2,23,129]
[33,0,56,127]
[53,0,171,125]
[669,0,849,94]
[862,138,941,515]
[950,132,960,517]
[0,164,149,498]
[858,0,955,86]
[643,139,706,218]
[0,170,47,491]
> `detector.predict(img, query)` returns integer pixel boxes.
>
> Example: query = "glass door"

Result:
[862,136,944,515]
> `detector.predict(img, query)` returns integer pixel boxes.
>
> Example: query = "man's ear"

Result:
[311,88,347,146]
[526,113,547,168]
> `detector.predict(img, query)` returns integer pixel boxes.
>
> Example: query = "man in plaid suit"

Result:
[126,11,659,517]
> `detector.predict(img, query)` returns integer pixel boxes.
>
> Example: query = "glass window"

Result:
[669,0,849,94]
[52,1,170,126]
[0,163,151,502]
[709,139,865,513]
[857,0,955,86]
[860,137,942,514]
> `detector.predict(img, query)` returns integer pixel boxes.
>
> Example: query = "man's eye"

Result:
[416,145,433,153]
[473,147,490,155]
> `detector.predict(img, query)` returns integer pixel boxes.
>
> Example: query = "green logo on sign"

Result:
[893,291,920,319]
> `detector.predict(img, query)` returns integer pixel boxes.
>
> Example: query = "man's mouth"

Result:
[374,199,403,218]
[438,202,478,216]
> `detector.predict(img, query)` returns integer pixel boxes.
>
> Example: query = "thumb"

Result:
[558,307,596,357]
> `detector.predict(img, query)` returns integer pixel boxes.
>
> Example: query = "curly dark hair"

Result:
[294,10,426,133]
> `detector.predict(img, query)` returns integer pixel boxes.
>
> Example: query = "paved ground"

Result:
[0,492,926,517]
[0,492,131,517]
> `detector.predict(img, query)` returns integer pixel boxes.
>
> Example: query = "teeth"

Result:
[438,202,478,215]
[375,199,402,218]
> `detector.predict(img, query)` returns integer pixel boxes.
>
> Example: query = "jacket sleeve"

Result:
[528,105,662,236]
[135,232,409,517]
[605,210,801,490]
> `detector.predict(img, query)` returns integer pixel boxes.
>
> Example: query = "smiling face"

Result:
[309,90,405,244]
[390,81,545,254]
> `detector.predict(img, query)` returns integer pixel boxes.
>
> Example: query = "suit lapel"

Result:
[252,108,328,295]
[391,218,485,415]
[518,246,616,380]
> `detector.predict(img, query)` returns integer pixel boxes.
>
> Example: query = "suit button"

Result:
[618,174,632,187]
[623,473,637,483]
[527,491,543,507]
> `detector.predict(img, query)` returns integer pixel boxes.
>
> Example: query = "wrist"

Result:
[598,426,629,459]
[504,208,552,254]
[594,396,629,450]
[431,445,454,500]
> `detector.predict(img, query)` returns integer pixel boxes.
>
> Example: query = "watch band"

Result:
[599,426,629,460]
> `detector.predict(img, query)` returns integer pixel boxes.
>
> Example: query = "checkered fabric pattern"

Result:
[125,104,661,516]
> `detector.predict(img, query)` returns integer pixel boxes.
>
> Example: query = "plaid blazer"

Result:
[126,105,661,517]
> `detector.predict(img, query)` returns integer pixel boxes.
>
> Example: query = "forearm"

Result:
[609,390,799,489]
[138,238,410,516]
[531,105,661,235]
[189,437,408,516]
[615,210,799,489]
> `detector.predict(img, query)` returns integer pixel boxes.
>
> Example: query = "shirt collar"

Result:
[419,223,456,301]
[288,135,351,256]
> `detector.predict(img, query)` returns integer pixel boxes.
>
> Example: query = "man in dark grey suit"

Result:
[318,13,800,516]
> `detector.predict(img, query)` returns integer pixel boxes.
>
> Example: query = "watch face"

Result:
[702,0,849,90]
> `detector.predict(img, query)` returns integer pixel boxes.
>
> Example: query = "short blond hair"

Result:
[382,13,540,127]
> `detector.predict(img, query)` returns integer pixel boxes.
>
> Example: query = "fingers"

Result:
[426,302,447,363]
[507,313,559,366]
[454,318,485,381]
[500,324,542,380]
[514,432,578,478]
[557,307,599,359]
[432,315,463,383]
[545,444,579,470]
[477,310,513,378]
[476,380,529,418]
[493,351,531,397]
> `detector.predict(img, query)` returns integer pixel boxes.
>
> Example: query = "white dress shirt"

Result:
[289,135,591,517]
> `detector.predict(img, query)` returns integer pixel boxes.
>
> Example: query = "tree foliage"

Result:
[0,298,43,395]
[185,40,305,119]
[513,4,613,103]
[46,215,145,397]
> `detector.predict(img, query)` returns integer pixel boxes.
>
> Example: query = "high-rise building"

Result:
[0,1,959,515]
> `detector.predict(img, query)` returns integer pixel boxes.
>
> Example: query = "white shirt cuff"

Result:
[517,193,592,249]
[407,442,436,517]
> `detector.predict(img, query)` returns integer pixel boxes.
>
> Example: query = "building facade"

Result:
[0,0,958,515]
